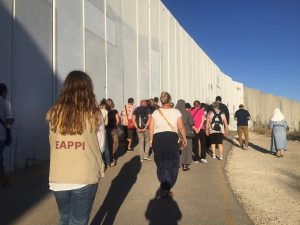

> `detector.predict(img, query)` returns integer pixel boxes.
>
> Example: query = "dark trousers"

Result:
[199,129,207,159]
[192,135,200,161]
[155,157,179,191]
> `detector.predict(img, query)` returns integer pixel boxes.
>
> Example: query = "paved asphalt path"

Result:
[0,134,253,225]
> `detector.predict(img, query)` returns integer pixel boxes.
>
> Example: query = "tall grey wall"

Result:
[244,87,300,131]
[0,0,246,172]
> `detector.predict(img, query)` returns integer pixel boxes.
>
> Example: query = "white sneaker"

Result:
[219,156,223,160]
[212,154,216,159]
[194,160,199,164]
[144,157,152,161]
[200,159,208,163]
[140,159,143,162]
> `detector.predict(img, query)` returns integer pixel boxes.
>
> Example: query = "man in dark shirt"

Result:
[234,104,251,149]
[216,96,230,124]
[133,100,152,161]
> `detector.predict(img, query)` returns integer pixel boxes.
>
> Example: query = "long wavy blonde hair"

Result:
[46,71,101,135]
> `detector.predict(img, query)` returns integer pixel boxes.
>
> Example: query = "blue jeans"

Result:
[54,184,98,225]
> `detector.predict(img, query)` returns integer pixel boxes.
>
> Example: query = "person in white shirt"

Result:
[149,92,187,198]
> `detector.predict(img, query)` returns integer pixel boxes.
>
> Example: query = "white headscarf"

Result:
[270,108,285,122]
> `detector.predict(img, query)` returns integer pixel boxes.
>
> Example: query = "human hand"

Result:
[182,138,187,148]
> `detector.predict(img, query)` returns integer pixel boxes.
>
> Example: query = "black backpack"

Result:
[136,107,148,129]
[211,110,224,132]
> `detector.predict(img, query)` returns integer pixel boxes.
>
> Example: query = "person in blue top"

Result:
[269,108,288,157]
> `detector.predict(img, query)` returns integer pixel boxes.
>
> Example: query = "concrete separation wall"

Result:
[244,87,300,131]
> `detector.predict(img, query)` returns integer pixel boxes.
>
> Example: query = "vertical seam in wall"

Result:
[174,22,177,100]
[104,0,108,98]
[186,37,189,101]
[148,0,151,98]
[180,28,183,98]
[167,12,170,92]
[121,0,124,104]
[158,2,161,93]
[82,0,85,71]
[11,0,16,172]
[52,0,56,103]
[136,0,139,102]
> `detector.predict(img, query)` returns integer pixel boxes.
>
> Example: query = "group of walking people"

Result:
[0,70,290,225]
[45,71,233,224]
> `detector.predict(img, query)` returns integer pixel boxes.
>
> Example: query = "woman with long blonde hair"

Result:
[47,71,105,225]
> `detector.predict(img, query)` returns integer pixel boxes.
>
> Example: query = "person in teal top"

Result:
[269,108,288,157]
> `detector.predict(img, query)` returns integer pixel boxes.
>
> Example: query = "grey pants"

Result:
[137,129,150,159]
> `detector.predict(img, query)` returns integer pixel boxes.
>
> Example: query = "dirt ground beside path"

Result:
[226,131,300,225]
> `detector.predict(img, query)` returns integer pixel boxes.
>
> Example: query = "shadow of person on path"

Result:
[248,141,271,154]
[91,156,141,225]
[224,136,240,148]
[145,189,182,225]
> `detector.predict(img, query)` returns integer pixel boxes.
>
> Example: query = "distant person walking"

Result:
[133,100,152,161]
[175,100,194,171]
[106,98,120,166]
[234,104,251,149]
[206,102,228,160]
[46,71,105,225]
[121,98,135,151]
[215,96,230,125]
[153,97,160,110]
[149,92,187,198]
[269,108,288,157]
[100,99,111,168]
[0,83,13,187]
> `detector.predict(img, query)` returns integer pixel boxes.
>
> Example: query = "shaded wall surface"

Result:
[1,0,244,172]
[244,87,300,131]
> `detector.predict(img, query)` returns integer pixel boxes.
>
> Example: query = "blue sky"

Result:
[161,0,300,102]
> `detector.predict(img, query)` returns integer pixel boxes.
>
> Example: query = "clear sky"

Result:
[161,0,300,102]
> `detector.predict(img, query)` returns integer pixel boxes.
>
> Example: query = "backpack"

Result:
[211,110,224,132]
[136,107,148,129]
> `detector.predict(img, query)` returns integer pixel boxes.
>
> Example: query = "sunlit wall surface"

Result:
[1,0,247,172]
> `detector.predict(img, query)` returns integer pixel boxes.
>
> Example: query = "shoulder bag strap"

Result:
[124,105,129,119]
[192,108,200,118]
[157,108,177,132]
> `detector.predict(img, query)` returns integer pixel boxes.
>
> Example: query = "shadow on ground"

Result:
[225,136,271,154]
[0,163,50,225]
[145,189,182,225]
[91,156,141,225]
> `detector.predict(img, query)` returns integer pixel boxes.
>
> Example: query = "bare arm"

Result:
[223,116,229,136]
[149,117,155,147]
[177,117,187,148]
[206,115,210,136]
[115,113,120,128]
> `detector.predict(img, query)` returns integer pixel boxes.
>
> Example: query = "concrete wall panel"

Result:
[122,0,138,102]
[13,0,53,169]
[85,0,106,100]
[56,0,84,93]
[150,0,160,98]
[137,0,149,100]
[106,0,124,110]
[169,17,176,99]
